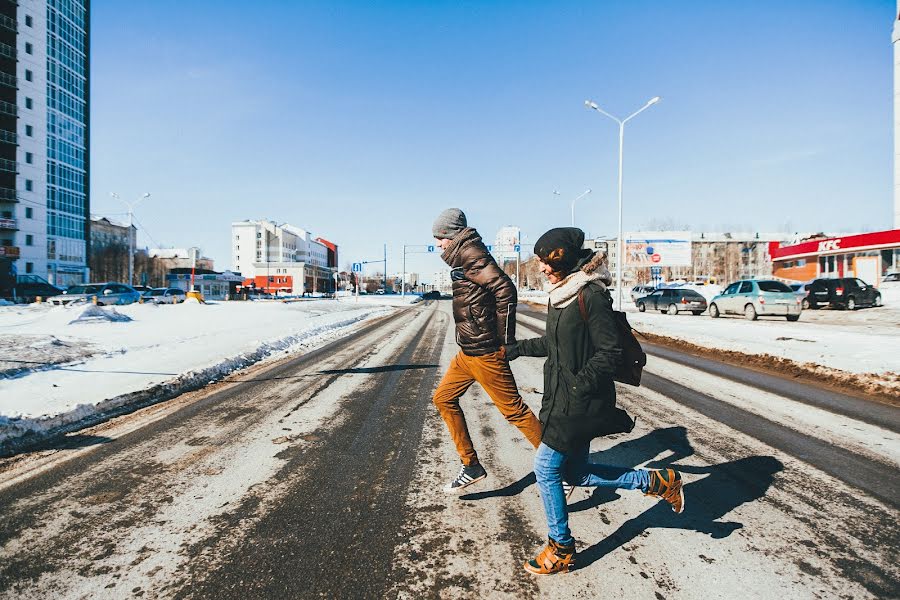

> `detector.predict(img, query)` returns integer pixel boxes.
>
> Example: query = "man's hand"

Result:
[502,343,520,361]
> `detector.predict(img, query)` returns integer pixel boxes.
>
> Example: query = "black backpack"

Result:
[578,287,647,386]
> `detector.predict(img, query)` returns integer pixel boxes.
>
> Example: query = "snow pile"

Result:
[0,299,13,306]
[68,304,133,325]
[0,299,406,449]
[626,306,900,377]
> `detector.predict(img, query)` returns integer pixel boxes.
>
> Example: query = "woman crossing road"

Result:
[504,227,685,575]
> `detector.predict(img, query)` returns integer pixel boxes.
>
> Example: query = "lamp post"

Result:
[584,96,660,309]
[110,192,150,286]
[567,189,592,227]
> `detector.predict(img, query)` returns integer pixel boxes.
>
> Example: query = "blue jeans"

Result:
[534,442,650,546]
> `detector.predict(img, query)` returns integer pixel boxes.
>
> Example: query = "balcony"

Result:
[0,158,15,173]
[0,100,15,117]
[0,42,14,60]
[0,129,15,144]
[0,245,18,258]
[0,216,15,230]
[0,14,14,33]
[0,187,15,201]
[0,72,14,89]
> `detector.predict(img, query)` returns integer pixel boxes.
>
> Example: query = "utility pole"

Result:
[383,243,387,293]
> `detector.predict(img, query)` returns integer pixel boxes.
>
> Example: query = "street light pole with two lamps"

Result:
[110,192,151,287]
[584,96,660,309]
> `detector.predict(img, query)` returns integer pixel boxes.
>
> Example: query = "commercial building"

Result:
[166,268,243,301]
[231,219,336,294]
[586,232,796,286]
[0,1,89,286]
[494,226,521,262]
[771,230,900,284]
[148,248,214,272]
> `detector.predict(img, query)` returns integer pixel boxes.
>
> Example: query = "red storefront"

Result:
[242,275,294,294]
[770,229,900,284]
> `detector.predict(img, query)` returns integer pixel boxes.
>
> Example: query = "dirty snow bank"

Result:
[0,297,414,449]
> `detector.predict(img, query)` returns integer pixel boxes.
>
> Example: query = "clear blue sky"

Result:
[89,0,895,279]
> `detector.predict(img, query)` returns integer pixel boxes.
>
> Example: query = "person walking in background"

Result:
[504,227,684,575]
[431,208,543,493]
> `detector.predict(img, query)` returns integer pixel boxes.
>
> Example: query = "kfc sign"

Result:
[817,239,841,252]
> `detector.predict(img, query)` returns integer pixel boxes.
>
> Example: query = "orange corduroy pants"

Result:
[432,349,542,466]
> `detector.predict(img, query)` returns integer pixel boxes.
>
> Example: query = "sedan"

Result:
[48,282,142,306]
[636,288,708,315]
[143,287,187,304]
[630,285,656,303]
[709,280,801,321]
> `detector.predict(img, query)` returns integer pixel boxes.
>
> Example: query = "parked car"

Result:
[882,272,899,282]
[143,287,187,304]
[422,290,442,300]
[636,288,708,315]
[789,281,814,310]
[805,278,881,310]
[630,285,656,303]
[709,280,801,321]
[6,275,63,303]
[47,282,142,306]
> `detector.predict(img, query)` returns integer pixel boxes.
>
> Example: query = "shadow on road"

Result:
[567,428,782,569]
[459,472,536,500]
[318,364,439,375]
[1,433,114,458]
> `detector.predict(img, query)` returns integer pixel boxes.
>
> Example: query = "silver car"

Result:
[143,287,187,304]
[48,282,142,306]
[709,280,801,321]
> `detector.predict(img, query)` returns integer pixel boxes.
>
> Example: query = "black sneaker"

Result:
[443,463,488,494]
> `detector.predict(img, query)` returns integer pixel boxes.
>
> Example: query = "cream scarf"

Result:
[547,252,612,309]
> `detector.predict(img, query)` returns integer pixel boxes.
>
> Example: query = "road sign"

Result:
[427,245,435,253]
[650,266,661,276]
[651,254,662,264]
[514,244,521,252]
[352,263,362,272]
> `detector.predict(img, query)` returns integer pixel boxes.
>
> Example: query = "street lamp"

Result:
[110,192,151,286]
[584,96,660,309]
[567,189,592,227]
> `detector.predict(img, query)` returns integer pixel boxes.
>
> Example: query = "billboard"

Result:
[624,231,692,267]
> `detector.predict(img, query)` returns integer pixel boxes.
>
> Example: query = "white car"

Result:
[143,287,187,304]
[48,283,142,306]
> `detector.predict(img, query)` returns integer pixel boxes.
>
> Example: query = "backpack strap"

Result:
[577,287,588,322]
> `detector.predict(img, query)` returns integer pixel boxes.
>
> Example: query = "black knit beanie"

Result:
[534,227,588,274]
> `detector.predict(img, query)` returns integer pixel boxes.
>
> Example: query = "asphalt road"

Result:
[0,300,897,599]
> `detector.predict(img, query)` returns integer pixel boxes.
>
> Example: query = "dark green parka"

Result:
[517,273,627,453]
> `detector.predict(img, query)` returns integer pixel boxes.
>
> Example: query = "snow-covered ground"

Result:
[624,282,900,378]
[521,282,900,382]
[0,296,414,446]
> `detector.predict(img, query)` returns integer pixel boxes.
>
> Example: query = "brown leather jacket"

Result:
[441,228,517,356]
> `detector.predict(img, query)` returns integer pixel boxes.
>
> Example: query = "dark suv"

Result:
[806,277,882,310]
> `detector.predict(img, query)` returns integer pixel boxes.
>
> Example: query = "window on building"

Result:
[25,207,32,218]
[25,70,32,82]
[25,15,33,27]
[25,43,32,55]
[25,97,32,110]
[25,152,33,164]
[25,179,33,191]
[25,125,33,137]
[26,234,33,246]
[25,262,33,273]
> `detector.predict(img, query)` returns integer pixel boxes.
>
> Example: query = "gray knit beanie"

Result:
[432,208,467,239]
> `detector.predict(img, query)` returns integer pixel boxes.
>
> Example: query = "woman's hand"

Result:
[502,343,520,361]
